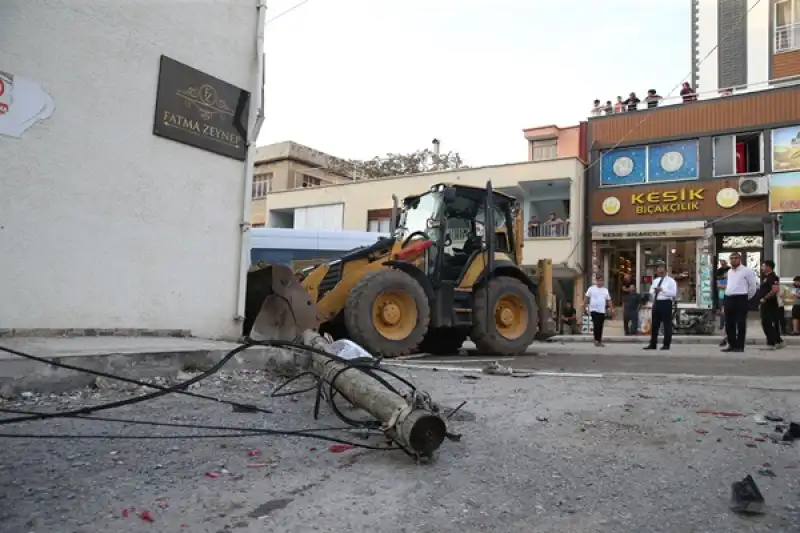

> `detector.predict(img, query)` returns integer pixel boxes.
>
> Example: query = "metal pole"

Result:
[301,331,447,457]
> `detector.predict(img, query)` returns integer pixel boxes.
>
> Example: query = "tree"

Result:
[328,148,468,180]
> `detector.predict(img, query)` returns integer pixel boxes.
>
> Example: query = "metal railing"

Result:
[589,74,800,116]
[526,220,570,238]
[776,22,800,53]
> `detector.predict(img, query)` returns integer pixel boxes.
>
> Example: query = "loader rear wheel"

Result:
[345,269,430,358]
[418,328,469,355]
[471,276,537,355]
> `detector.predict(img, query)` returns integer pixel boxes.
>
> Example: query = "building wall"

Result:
[264,159,583,224]
[588,83,800,146]
[0,0,258,338]
[747,0,770,85]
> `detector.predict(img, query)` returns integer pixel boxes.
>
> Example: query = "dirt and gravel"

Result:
[1,365,800,533]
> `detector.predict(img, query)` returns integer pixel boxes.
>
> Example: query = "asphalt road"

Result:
[398,342,800,378]
[2,368,800,532]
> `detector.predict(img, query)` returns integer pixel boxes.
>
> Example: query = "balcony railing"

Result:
[776,22,800,53]
[588,74,800,116]
[527,220,570,239]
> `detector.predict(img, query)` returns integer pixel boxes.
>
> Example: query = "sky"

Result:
[259,0,691,166]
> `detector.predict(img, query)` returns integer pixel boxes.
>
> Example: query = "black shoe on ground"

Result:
[660,346,670,350]
[719,339,727,347]
[643,345,656,350]
[721,347,735,352]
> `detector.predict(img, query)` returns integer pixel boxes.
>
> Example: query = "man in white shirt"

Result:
[585,277,614,347]
[644,263,677,350]
[722,251,758,352]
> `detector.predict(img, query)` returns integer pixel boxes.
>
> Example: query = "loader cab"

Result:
[436,185,517,283]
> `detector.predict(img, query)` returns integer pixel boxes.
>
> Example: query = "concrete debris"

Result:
[730,475,766,515]
[482,362,513,376]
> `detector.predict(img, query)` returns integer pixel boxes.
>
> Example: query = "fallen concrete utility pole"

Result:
[247,264,448,458]
[301,330,447,458]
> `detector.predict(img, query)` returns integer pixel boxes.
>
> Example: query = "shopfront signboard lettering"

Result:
[591,227,707,240]
[152,55,250,161]
[631,188,704,215]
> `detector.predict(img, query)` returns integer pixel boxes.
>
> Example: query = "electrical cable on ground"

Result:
[0,338,438,455]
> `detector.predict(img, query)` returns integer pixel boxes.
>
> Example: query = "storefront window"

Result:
[668,240,698,303]
[639,239,697,303]
[780,245,800,279]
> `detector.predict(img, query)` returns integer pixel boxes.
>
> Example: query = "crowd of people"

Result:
[590,83,698,116]
[569,256,800,350]
[527,213,569,238]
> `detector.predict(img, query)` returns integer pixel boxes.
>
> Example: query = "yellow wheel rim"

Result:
[494,294,528,340]
[372,290,418,341]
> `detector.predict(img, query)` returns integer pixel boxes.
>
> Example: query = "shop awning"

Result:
[591,221,707,241]
[779,213,800,243]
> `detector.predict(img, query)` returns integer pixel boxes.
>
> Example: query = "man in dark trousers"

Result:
[758,260,785,350]
[621,274,640,335]
[722,252,758,353]
[644,263,677,350]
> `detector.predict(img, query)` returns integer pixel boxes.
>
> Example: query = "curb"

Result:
[0,344,299,397]
[548,335,800,346]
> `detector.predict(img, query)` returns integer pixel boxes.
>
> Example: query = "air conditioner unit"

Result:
[737,175,768,197]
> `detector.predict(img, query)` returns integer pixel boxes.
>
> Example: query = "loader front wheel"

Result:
[471,277,537,355]
[345,269,430,358]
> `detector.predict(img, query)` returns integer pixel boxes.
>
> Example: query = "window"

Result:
[712,132,762,176]
[775,0,800,53]
[300,174,322,188]
[367,218,391,233]
[779,244,800,279]
[252,172,273,199]
[530,139,558,161]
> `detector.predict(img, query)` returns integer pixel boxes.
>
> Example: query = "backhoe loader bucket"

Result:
[247,264,320,342]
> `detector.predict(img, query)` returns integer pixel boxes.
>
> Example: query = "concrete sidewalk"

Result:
[549,333,800,345]
[0,337,289,397]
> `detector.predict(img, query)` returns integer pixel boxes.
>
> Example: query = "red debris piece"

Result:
[139,510,155,522]
[205,472,220,478]
[753,437,767,442]
[696,410,744,417]
[328,443,356,453]
[122,507,135,518]
[247,449,260,457]
[695,429,709,435]
[309,447,317,452]
[784,465,796,469]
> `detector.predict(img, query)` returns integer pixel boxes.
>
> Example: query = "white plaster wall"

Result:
[697,0,720,94]
[0,0,258,338]
[747,0,770,85]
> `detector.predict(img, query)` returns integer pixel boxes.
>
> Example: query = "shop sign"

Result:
[592,227,706,240]
[153,55,250,161]
[632,188,704,215]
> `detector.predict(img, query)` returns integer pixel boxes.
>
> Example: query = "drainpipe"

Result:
[235,0,267,322]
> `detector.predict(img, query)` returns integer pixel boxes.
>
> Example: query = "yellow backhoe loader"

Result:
[244,181,548,357]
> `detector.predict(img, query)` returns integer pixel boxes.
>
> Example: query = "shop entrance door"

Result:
[608,243,636,307]
[717,235,764,311]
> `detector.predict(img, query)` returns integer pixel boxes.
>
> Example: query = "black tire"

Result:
[471,276,538,355]
[344,269,430,358]
[418,327,469,355]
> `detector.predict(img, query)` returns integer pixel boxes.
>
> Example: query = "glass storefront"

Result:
[600,238,701,307]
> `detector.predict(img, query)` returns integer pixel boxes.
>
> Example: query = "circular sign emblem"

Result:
[716,187,739,209]
[660,151,685,172]
[602,196,621,216]
[612,157,634,177]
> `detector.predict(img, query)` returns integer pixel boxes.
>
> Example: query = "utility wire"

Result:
[265,0,311,26]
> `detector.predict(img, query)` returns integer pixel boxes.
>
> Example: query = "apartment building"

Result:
[586,79,800,333]
[258,125,588,305]
[1,0,262,339]
[251,141,353,226]
[692,0,800,94]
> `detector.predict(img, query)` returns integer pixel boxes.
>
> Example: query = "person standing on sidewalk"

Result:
[758,260,785,350]
[644,263,677,351]
[585,277,614,347]
[722,252,758,353]
[621,274,640,335]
